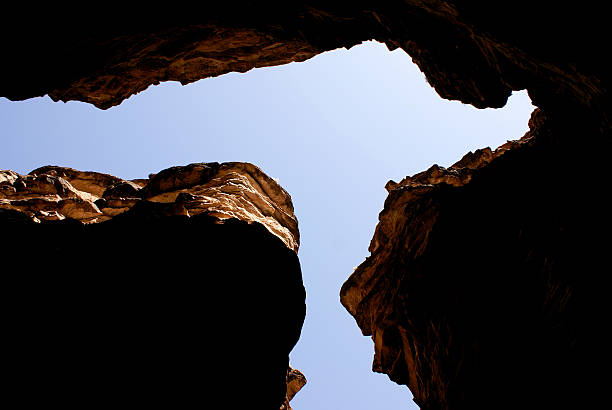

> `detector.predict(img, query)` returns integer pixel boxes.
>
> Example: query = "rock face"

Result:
[1,162,305,409]
[341,107,607,409]
[1,2,610,122]
[281,368,307,410]
[2,3,611,410]
[1,162,299,251]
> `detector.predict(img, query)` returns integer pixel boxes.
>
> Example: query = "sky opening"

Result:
[0,40,534,410]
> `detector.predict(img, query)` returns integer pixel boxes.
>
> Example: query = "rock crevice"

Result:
[2,3,611,409]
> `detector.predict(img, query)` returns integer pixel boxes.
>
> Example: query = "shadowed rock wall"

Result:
[1,163,306,409]
[341,108,607,409]
[1,2,610,121]
[1,2,610,409]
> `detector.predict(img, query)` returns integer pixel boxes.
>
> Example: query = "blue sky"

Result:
[1,41,533,409]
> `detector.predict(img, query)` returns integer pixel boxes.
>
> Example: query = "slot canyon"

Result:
[1,2,608,409]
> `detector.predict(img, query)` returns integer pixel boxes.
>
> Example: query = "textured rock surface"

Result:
[341,107,607,409]
[2,3,611,409]
[1,162,305,409]
[281,367,307,410]
[1,162,298,251]
[1,2,610,123]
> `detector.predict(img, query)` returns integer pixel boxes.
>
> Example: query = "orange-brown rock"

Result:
[281,367,307,410]
[2,3,611,409]
[1,2,610,124]
[341,108,606,409]
[1,162,298,251]
[1,162,305,410]
[140,162,299,251]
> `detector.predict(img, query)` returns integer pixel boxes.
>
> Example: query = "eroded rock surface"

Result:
[2,3,611,409]
[1,162,298,251]
[341,108,606,409]
[281,367,307,410]
[1,2,610,124]
[1,162,305,409]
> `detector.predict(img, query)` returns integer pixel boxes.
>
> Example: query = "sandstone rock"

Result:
[341,108,604,410]
[129,178,149,188]
[1,168,115,222]
[0,170,19,185]
[36,209,65,221]
[0,173,83,200]
[142,162,299,251]
[1,3,610,129]
[1,162,306,410]
[30,165,123,198]
[97,197,141,220]
[102,180,142,199]
[286,367,307,401]
[58,198,102,221]
[281,367,307,410]
[2,4,610,409]
[2,162,300,251]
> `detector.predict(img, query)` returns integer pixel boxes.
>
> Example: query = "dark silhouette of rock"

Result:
[1,2,610,123]
[1,162,305,409]
[2,3,610,409]
[341,107,608,409]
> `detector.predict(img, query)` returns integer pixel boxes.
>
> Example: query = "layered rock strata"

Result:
[341,108,605,409]
[1,162,305,409]
[1,162,298,251]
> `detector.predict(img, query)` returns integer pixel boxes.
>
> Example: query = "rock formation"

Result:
[2,2,610,409]
[281,367,307,410]
[1,162,299,252]
[341,107,607,409]
[1,162,306,409]
[1,2,610,122]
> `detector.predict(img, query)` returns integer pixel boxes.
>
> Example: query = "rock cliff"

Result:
[1,162,305,409]
[341,107,607,409]
[2,2,610,409]
[1,2,610,122]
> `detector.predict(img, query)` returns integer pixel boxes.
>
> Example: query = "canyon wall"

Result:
[341,107,606,409]
[1,2,609,120]
[1,2,610,409]
[1,163,306,409]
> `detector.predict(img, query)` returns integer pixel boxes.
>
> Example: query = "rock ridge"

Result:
[1,161,299,252]
[1,2,610,126]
